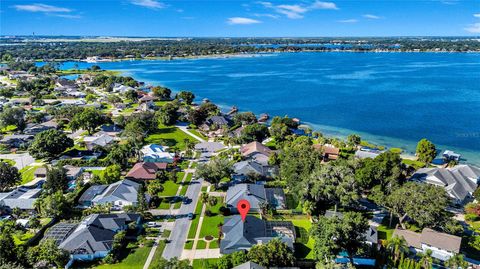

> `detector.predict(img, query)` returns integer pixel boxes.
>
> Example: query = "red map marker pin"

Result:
[237,199,250,222]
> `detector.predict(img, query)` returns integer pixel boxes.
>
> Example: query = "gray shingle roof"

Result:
[91,179,140,205]
[411,164,479,202]
[232,262,266,269]
[226,184,266,212]
[58,213,140,255]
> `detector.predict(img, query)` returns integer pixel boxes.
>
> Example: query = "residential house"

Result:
[48,213,141,264]
[313,144,340,161]
[0,186,42,211]
[141,144,175,163]
[232,160,276,183]
[240,141,273,166]
[64,165,83,181]
[98,124,123,137]
[23,120,58,135]
[56,78,78,89]
[78,179,147,208]
[226,184,286,213]
[220,215,295,254]
[83,133,114,150]
[355,149,381,159]
[393,228,462,261]
[125,162,168,181]
[443,150,461,162]
[204,115,232,130]
[411,164,480,204]
[0,134,34,148]
[112,83,135,93]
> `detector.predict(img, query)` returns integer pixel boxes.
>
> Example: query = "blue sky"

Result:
[1,0,479,37]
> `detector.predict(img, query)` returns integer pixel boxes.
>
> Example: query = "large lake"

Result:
[60,52,480,165]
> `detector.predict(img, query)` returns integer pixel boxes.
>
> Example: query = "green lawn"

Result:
[1,125,17,133]
[192,259,219,269]
[188,198,204,238]
[149,241,167,269]
[179,186,188,196]
[209,240,219,249]
[401,159,426,169]
[0,159,15,166]
[158,180,180,197]
[154,101,169,107]
[184,173,193,183]
[199,197,224,238]
[95,246,152,269]
[184,240,194,249]
[377,217,396,240]
[291,218,315,259]
[187,129,207,140]
[196,240,207,249]
[20,165,40,184]
[145,126,196,150]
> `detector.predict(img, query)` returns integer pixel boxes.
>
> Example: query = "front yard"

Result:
[145,125,196,150]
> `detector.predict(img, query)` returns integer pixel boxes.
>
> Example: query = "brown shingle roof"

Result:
[393,228,422,249]
[393,228,462,253]
[240,142,272,157]
[125,162,167,180]
[421,228,461,253]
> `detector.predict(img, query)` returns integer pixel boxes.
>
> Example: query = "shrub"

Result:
[219,206,230,216]
[205,209,212,217]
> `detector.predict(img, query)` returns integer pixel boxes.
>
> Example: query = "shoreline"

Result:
[7,49,479,65]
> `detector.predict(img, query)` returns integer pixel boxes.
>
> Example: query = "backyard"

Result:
[145,125,196,150]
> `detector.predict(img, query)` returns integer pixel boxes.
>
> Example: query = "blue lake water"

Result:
[57,52,480,165]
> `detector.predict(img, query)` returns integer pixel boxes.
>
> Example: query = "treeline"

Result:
[0,37,478,61]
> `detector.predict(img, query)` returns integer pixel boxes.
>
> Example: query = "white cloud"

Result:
[465,23,480,33]
[253,13,279,19]
[474,13,480,18]
[130,0,166,9]
[227,17,262,25]
[338,19,358,23]
[310,1,338,10]
[50,14,81,19]
[363,14,380,19]
[276,4,308,19]
[13,3,71,13]
[258,1,338,19]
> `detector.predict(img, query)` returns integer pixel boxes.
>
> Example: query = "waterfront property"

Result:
[240,141,273,166]
[411,164,480,204]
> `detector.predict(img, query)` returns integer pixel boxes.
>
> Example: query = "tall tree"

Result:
[177,91,195,105]
[195,158,232,189]
[247,238,295,267]
[69,108,105,135]
[26,239,69,268]
[137,184,148,213]
[239,123,269,143]
[0,162,20,191]
[445,254,468,269]
[101,164,121,184]
[156,102,179,126]
[44,166,68,193]
[28,129,73,160]
[152,86,171,100]
[416,138,437,163]
[311,212,368,264]
[306,161,359,211]
[35,191,69,218]
[386,235,409,265]
[0,107,26,132]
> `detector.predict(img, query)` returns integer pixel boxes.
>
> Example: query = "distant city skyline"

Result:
[1,0,479,37]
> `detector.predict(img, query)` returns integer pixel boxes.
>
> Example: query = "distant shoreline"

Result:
[26,49,480,64]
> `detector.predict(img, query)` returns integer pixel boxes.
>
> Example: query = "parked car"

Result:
[146,222,160,228]
[187,213,194,220]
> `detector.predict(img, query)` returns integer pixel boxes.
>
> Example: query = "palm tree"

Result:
[445,254,468,269]
[419,249,433,269]
[259,202,269,218]
[302,200,315,219]
[386,235,409,265]
[200,192,209,205]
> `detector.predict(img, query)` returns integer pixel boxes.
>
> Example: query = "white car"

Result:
[146,222,160,228]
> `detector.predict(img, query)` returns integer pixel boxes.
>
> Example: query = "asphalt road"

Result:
[162,177,204,259]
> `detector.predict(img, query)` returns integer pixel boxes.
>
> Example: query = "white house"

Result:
[393,228,462,261]
[78,179,146,208]
[141,144,175,163]
[83,133,114,150]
